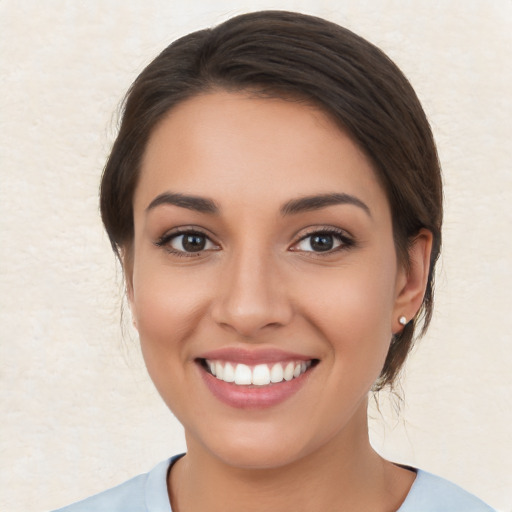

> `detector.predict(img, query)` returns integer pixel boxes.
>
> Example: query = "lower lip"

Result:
[199,364,313,409]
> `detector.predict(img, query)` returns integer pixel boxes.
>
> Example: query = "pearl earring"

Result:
[399,316,407,326]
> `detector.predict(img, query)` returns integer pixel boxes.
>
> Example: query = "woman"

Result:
[54,11,494,512]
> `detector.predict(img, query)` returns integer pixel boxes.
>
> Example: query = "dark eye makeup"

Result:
[290,227,355,254]
[154,226,354,258]
[154,228,218,257]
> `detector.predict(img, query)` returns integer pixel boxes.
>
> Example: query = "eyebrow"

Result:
[146,191,371,217]
[280,193,371,217]
[146,192,219,214]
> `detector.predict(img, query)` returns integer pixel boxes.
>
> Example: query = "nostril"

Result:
[211,299,294,338]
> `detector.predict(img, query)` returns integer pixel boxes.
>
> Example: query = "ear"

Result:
[392,229,433,333]
[121,247,138,331]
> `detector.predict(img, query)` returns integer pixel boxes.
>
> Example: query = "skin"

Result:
[126,92,433,512]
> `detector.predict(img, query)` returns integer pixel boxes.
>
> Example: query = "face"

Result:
[128,92,411,469]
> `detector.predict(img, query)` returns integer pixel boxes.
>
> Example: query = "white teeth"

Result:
[223,362,235,383]
[283,362,295,381]
[234,363,252,385]
[205,359,312,386]
[252,364,271,386]
[270,363,284,383]
[215,361,224,380]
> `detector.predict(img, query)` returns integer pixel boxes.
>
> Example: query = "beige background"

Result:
[1,1,511,511]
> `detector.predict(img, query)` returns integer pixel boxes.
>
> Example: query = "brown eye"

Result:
[169,232,215,253]
[182,234,206,252]
[294,232,345,253]
[309,234,335,252]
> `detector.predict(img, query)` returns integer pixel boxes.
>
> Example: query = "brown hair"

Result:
[100,10,442,389]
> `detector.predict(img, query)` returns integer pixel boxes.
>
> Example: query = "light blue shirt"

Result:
[52,454,496,511]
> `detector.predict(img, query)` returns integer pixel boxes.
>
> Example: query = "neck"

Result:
[168,405,414,512]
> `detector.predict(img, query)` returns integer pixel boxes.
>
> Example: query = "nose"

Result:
[210,248,293,338]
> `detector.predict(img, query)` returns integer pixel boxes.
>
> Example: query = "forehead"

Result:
[135,91,388,218]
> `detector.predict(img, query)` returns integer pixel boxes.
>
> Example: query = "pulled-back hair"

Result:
[100,10,442,389]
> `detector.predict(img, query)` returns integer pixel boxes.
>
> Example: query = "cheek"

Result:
[295,259,397,368]
[130,261,217,415]
[131,259,214,357]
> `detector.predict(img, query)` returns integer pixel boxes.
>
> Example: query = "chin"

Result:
[212,442,307,471]
[191,417,342,472]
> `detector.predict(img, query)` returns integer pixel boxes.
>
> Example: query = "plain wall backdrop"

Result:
[1,1,511,511]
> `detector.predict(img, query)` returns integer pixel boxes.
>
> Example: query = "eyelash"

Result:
[154,228,218,257]
[154,227,355,258]
[291,227,355,255]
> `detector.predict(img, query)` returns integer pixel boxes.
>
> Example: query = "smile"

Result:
[196,349,319,408]
[203,359,313,386]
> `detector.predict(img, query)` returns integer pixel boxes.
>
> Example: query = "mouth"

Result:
[195,348,319,408]
[198,358,318,387]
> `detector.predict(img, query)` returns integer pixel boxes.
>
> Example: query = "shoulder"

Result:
[399,469,496,512]
[50,473,148,512]
[50,456,178,512]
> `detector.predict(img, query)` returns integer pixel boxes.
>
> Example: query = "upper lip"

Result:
[196,347,316,365]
